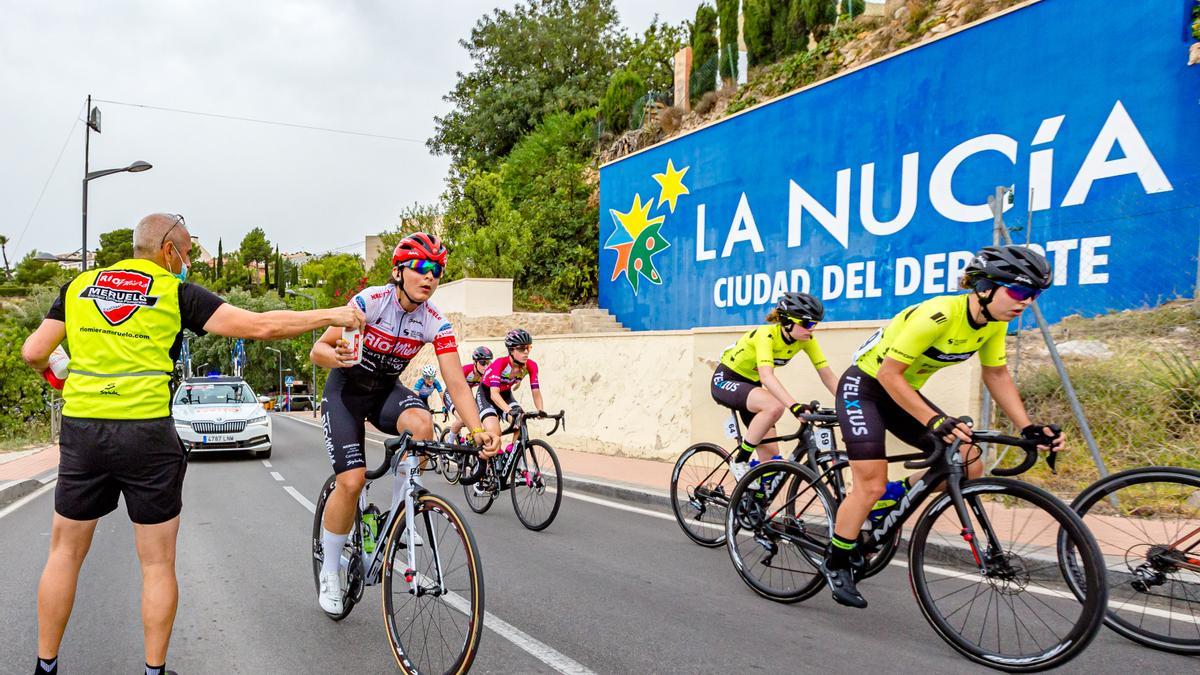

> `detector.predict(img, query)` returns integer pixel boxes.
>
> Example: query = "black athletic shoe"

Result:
[819,560,868,608]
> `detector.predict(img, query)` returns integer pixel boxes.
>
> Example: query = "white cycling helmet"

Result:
[421,365,436,378]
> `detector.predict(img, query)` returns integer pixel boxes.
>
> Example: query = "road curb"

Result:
[562,474,671,510]
[0,476,54,509]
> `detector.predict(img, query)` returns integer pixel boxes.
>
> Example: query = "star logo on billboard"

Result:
[605,159,688,294]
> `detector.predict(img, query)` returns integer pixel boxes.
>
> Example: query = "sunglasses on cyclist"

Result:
[474,357,492,365]
[782,316,819,330]
[399,259,444,279]
[991,280,1042,302]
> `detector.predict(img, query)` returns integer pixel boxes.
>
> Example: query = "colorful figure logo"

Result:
[605,159,689,294]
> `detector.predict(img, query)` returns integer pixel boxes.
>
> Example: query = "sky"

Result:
[0,0,699,263]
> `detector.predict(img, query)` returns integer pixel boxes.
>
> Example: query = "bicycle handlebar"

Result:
[374,432,487,485]
[498,409,567,436]
[903,417,1060,476]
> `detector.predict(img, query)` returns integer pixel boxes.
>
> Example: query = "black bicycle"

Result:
[462,410,566,531]
[1067,465,1200,655]
[311,433,487,673]
[725,419,1108,672]
[670,405,902,580]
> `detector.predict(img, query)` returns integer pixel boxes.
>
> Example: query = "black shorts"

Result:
[321,369,429,474]
[475,385,515,421]
[835,365,945,461]
[710,364,758,426]
[56,416,187,525]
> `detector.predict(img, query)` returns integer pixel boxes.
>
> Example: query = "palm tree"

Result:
[0,234,11,280]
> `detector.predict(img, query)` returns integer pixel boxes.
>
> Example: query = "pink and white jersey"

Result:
[463,363,485,387]
[481,356,539,392]
[347,284,457,378]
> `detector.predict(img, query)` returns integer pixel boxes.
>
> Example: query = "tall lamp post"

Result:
[264,347,283,410]
[286,290,320,418]
[82,95,153,271]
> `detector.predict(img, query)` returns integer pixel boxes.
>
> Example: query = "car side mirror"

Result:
[258,396,270,404]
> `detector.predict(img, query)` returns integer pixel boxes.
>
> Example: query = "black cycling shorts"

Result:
[710,364,760,426]
[55,416,187,525]
[475,385,515,421]
[321,369,429,474]
[835,365,945,461]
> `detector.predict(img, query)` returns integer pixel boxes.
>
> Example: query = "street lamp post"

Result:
[81,95,153,271]
[264,347,282,408]
[287,290,319,418]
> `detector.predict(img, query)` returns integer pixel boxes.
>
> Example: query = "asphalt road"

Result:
[0,414,1194,673]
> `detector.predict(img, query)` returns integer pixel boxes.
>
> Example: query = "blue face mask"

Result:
[171,244,189,282]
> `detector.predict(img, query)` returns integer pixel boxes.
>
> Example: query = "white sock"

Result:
[322,528,348,576]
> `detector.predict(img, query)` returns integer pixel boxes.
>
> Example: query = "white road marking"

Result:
[262,460,273,467]
[0,480,57,520]
[283,485,317,513]
[270,471,285,482]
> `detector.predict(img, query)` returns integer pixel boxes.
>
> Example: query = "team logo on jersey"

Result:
[79,270,158,326]
[604,159,688,294]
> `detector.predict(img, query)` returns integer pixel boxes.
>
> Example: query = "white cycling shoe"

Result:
[728,460,750,481]
[318,570,344,614]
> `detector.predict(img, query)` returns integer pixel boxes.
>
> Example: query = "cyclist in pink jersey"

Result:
[446,345,494,441]
[474,329,543,442]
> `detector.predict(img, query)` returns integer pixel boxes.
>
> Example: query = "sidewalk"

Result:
[0,444,59,508]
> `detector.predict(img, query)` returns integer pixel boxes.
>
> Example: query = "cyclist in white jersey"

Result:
[309,232,498,615]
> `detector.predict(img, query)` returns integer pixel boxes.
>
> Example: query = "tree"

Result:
[216,239,224,279]
[802,0,836,41]
[691,4,719,101]
[239,227,272,284]
[94,227,134,267]
[274,245,285,298]
[0,234,11,279]
[301,254,366,307]
[716,0,739,84]
[782,0,809,56]
[13,252,70,287]
[599,69,647,134]
[744,0,778,66]
[621,17,689,95]
[428,0,625,169]
[365,203,441,287]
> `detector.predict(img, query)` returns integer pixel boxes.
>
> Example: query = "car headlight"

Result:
[247,415,268,426]
[174,420,192,429]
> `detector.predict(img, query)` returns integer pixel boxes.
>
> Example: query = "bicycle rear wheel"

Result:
[670,443,734,547]
[311,474,362,621]
[1068,466,1200,655]
[725,460,835,603]
[463,459,496,513]
[510,440,563,531]
[383,492,485,675]
[909,478,1106,672]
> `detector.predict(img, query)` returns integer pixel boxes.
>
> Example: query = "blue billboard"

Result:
[598,0,1200,331]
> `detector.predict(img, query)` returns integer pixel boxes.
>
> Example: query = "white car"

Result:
[172,376,273,458]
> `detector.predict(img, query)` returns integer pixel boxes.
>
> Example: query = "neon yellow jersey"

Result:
[854,294,1007,390]
[720,323,829,382]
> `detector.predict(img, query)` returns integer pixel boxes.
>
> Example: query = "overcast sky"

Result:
[0,0,698,263]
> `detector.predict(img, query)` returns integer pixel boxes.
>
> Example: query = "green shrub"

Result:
[1146,353,1200,424]
[905,0,934,33]
[599,69,646,134]
[744,0,777,66]
[691,3,720,101]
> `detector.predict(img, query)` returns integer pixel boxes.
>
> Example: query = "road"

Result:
[0,414,1194,673]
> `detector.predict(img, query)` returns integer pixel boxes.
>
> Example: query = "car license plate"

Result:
[202,435,236,443]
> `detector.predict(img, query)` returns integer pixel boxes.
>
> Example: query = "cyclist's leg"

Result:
[882,391,983,484]
[834,367,896,540]
[372,383,434,476]
[711,365,779,462]
[320,372,371,546]
[476,385,503,450]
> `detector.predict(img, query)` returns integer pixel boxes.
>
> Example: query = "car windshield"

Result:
[175,382,257,405]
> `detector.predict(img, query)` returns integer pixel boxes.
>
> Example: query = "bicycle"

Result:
[725,419,1108,672]
[311,432,487,674]
[1067,465,1200,655]
[462,410,566,531]
[669,404,902,580]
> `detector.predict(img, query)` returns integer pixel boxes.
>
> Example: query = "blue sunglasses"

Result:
[399,259,444,279]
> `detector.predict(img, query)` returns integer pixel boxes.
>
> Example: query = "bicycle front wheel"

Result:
[510,439,563,531]
[382,492,485,675]
[463,459,496,514]
[725,460,835,603]
[909,478,1106,672]
[1068,466,1200,655]
[442,452,463,484]
[670,443,733,547]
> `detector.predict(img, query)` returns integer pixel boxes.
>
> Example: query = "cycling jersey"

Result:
[481,356,539,393]
[853,294,1006,390]
[462,363,486,387]
[413,377,444,398]
[719,324,828,382]
[346,284,458,379]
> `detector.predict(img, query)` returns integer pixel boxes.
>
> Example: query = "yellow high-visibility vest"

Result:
[62,258,181,419]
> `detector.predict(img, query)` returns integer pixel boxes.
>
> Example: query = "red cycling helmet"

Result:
[392,232,448,267]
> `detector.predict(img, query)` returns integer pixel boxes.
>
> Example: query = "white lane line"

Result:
[262,460,273,467]
[283,486,317,513]
[276,415,594,674]
[270,471,285,482]
[0,480,57,520]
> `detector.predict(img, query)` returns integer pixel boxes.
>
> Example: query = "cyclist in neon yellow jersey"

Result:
[712,292,839,478]
[823,246,1065,609]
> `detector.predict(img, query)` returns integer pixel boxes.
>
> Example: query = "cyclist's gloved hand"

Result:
[927,414,970,443]
[789,402,813,419]
[1021,424,1063,447]
[506,405,524,421]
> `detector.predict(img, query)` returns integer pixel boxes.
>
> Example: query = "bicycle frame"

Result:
[481,411,564,494]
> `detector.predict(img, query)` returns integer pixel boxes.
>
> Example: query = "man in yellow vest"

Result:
[21,213,364,675]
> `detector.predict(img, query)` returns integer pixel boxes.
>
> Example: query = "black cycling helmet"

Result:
[775,292,824,322]
[504,329,533,350]
[472,345,494,362]
[963,245,1053,290]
